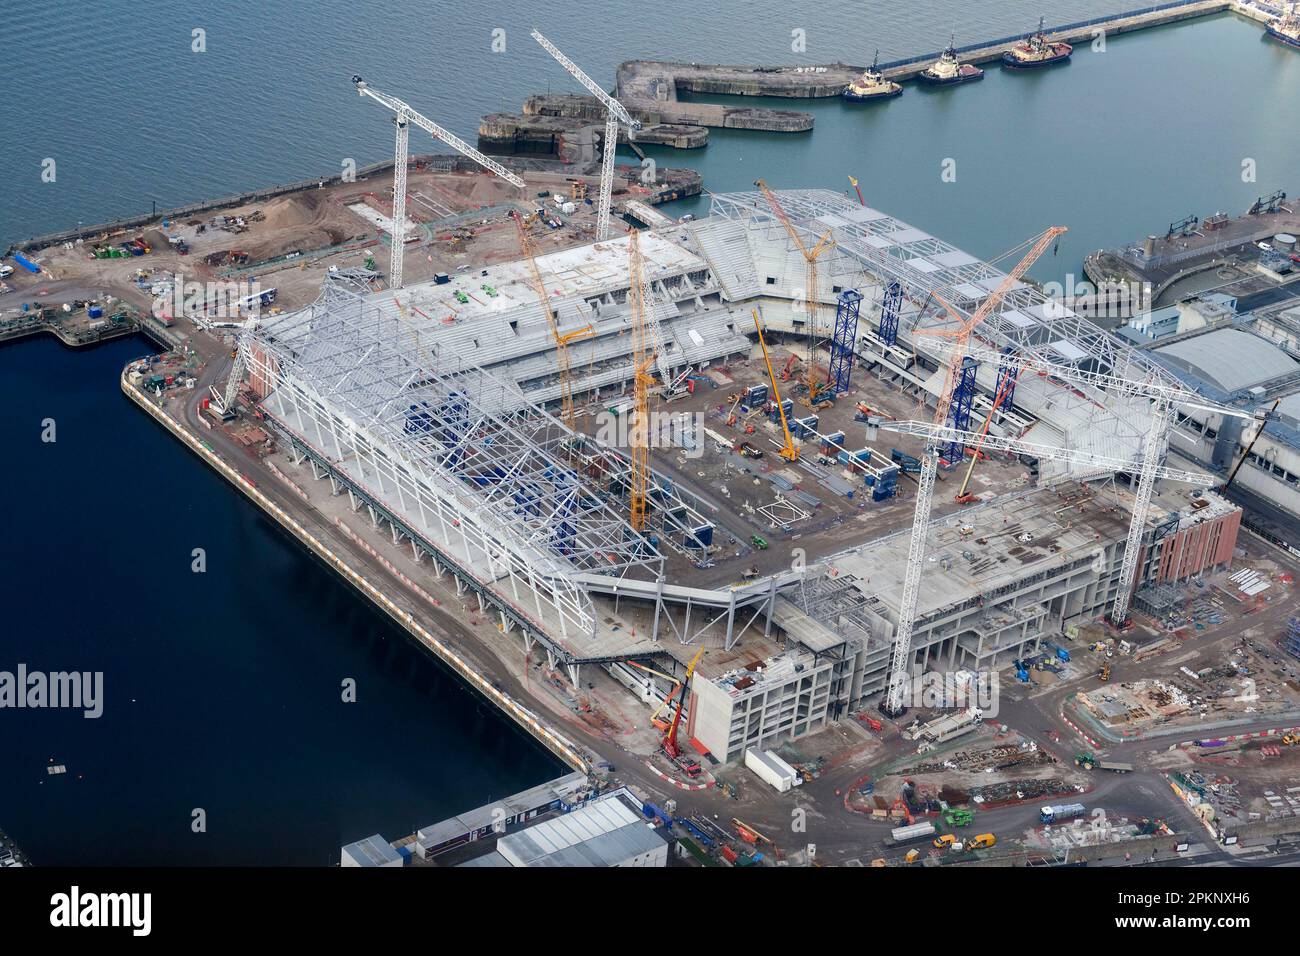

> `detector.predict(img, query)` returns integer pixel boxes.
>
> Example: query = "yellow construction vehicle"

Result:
[1283,733,1300,746]
[904,849,921,864]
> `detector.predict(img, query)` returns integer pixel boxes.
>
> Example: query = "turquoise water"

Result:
[650,11,1300,277]
[0,0,1223,245]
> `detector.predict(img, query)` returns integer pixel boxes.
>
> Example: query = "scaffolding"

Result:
[944,356,979,465]
[994,347,1020,412]
[828,289,862,395]
[878,280,902,347]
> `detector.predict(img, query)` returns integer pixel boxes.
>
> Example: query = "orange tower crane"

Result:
[512,210,593,430]
[754,180,836,401]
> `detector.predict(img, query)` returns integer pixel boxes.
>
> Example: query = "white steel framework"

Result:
[239,281,664,659]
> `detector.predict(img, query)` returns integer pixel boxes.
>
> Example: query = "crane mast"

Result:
[511,211,593,431]
[754,180,835,401]
[882,225,1066,715]
[753,309,801,461]
[627,228,657,530]
[351,75,525,290]
[532,30,643,242]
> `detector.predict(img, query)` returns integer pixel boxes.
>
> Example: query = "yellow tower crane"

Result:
[512,210,593,431]
[627,228,658,531]
[753,309,800,462]
[754,180,836,405]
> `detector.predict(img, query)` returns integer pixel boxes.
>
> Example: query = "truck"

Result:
[890,821,936,845]
[1040,803,1086,825]
[967,833,996,850]
[744,748,799,793]
[1074,753,1132,773]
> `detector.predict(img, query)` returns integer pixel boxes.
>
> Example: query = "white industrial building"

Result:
[1147,321,1300,542]
[459,789,667,868]
[340,834,404,868]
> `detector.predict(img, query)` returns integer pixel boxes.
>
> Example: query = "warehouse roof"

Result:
[1154,328,1299,394]
[495,792,665,867]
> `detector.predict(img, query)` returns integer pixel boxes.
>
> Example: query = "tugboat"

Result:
[918,37,984,86]
[1267,1,1300,49]
[842,50,903,102]
[1002,17,1073,68]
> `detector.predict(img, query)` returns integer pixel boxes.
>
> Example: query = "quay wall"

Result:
[121,369,591,776]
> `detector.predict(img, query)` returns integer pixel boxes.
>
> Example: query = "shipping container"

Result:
[890,821,936,844]
[744,748,798,793]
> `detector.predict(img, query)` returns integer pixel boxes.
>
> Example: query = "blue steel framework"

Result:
[878,281,902,347]
[828,290,863,395]
[944,357,980,464]
[994,347,1020,411]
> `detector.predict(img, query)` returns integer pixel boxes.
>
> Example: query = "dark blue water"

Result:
[0,336,562,865]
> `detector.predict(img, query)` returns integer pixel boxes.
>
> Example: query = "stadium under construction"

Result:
[233,187,1247,764]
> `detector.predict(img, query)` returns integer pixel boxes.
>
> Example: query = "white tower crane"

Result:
[531,29,643,241]
[873,335,1261,716]
[351,75,526,290]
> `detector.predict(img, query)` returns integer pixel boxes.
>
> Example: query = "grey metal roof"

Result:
[1155,328,1298,393]
[1278,392,1300,429]
[341,834,402,866]
[496,793,665,867]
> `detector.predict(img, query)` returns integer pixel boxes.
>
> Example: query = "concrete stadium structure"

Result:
[236,188,1243,763]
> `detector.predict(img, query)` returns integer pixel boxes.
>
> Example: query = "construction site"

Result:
[8,27,1294,869]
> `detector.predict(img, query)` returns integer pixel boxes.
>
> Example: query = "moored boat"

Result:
[918,38,984,86]
[1002,17,1073,69]
[842,50,903,101]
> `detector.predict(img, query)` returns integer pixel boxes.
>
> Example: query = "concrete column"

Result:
[411,540,422,563]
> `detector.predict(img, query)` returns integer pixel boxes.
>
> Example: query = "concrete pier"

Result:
[0,307,175,350]
[484,0,1235,156]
